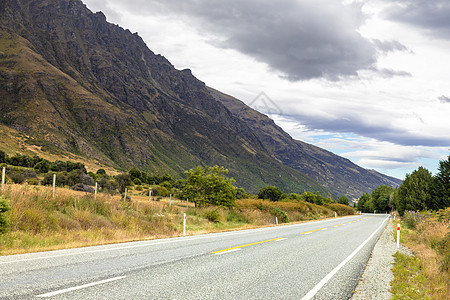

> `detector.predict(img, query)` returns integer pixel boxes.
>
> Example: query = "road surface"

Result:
[0,214,389,299]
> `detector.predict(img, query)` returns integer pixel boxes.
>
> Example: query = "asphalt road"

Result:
[0,214,389,299]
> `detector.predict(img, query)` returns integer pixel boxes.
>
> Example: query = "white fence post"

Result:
[183,213,186,236]
[52,174,56,198]
[397,223,400,249]
[1,167,5,195]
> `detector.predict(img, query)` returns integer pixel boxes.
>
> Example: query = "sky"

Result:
[82,0,450,180]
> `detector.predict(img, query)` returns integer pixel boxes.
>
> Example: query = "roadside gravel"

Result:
[351,217,413,300]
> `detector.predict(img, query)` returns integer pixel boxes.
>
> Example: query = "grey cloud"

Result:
[438,95,450,103]
[284,112,449,147]
[113,0,378,81]
[382,0,450,39]
[379,68,412,78]
[372,39,409,53]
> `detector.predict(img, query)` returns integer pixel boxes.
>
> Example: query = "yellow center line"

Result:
[211,238,284,254]
[332,224,345,227]
[301,228,326,235]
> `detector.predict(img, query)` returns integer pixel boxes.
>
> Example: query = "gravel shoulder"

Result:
[351,217,413,300]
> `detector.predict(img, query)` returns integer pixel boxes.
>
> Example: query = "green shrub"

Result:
[204,209,221,223]
[0,196,10,234]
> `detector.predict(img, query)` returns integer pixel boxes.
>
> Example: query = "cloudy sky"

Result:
[83,0,450,180]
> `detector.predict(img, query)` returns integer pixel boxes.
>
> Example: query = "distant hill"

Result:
[0,0,401,197]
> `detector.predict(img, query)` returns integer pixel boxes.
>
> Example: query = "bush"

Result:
[257,186,284,202]
[72,183,95,193]
[204,209,222,223]
[0,196,10,234]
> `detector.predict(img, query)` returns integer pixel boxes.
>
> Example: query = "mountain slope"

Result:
[208,88,402,198]
[0,0,400,197]
[0,0,331,195]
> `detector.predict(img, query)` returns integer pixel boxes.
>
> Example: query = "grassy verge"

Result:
[391,209,449,299]
[0,184,354,255]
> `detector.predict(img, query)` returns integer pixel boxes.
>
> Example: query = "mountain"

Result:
[208,88,402,197]
[0,0,401,197]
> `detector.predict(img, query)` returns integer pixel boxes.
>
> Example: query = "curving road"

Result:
[0,214,389,299]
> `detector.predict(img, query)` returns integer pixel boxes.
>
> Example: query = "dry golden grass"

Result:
[391,209,449,300]
[0,184,354,255]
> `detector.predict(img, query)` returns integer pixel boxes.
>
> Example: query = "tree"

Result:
[394,167,433,216]
[301,191,316,204]
[371,185,394,213]
[431,154,450,210]
[181,166,236,207]
[96,169,106,175]
[0,151,7,164]
[337,195,349,206]
[34,160,50,173]
[257,186,284,202]
[356,193,371,212]
[115,174,132,193]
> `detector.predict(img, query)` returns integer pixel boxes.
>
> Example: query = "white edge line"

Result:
[301,216,389,300]
[275,238,287,242]
[36,276,126,298]
[214,248,242,255]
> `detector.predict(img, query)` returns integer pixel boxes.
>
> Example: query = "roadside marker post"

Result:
[186,199,189,211]
[397,223,400,249]
[183,213,186,236]
[94,182,98,201]
[124,188,127,201]
[334,211,337,218]
[1,167,5,195]
[52,174,56,198]
[149,190,152,202]
[276,217,278,225]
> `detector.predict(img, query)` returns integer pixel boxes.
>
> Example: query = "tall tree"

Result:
[337,195,349,206]
[371,185,394,213]
[356,193,371,212]
[431,154,450,210]
[394,167,433,215]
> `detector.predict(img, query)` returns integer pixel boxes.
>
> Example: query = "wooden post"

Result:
[183,213,186,236]
[52,174,56,198]
[1,167,5,195]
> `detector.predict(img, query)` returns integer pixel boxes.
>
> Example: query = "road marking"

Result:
[301,228,326,235]
[332,224,345,228]
[212,238,284,254]
[301,216,389,300]
[36,276,126,298]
